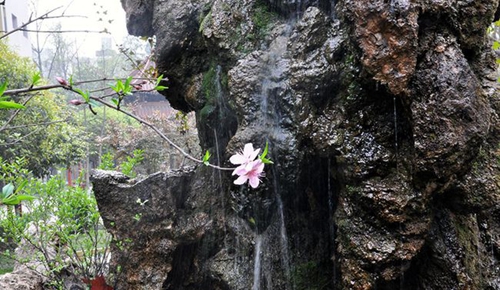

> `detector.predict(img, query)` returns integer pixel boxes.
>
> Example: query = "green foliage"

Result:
[31,72,42,87]
[98,148,144,178]
[202,63,218,101]
[489,20,500,83]
[98,152,115,170]
[251,1,278,40]
[199,10,213,33]
[0,40,34,88]
[1,182,34,206]
[175,111,190,132]
[0,176,111,283]
[259,141,274,164]
[0,42,86,176]
[0,82,25,110]
[154,75,168,91]
[203,150,211,166]
[119,149,144,178]
[0,156,30,187]
[200,62,228,122]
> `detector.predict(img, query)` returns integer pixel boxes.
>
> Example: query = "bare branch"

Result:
[0,7,62,40]
[2,77,233,171]
[2,77,158,96]
[87,96,234,171]
[15,29,107,34]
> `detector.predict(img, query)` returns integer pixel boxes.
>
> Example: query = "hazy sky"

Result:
[31,0,129,56]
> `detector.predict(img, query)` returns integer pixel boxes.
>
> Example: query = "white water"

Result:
[252,235,263,290]
[277,192,291,283]
[327,158,337,285]
[393,96,399,174]
[255,25,294,289]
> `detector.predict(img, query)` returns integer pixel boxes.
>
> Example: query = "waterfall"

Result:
[276,192,291,282]
[250,22,294,289]
[252,235,263,290]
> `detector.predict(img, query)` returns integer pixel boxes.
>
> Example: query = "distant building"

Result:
[0,0,31,57]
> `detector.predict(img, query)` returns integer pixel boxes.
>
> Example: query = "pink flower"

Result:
[229,143,260,166]
[230,143,265,188]
[56,76,69,86]
[232,159,265,188]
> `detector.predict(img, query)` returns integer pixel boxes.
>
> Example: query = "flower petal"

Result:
[243,143,255,158]
[253,160,265,174]
[232,165,248,176]
[229,154,247,165]
[249,148,260,161]
[248,175,260,188]
[234,175,249,185]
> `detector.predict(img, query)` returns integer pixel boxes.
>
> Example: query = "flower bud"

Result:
[69,99,84,106]
[56,76,69,86]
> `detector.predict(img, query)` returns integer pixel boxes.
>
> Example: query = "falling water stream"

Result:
[252,235,263,290]
[251,23,293,290]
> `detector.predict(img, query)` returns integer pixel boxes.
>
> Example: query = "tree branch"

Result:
[2,77,235,171]
[0,95,36,132]
[2,77,158,96]
[87,96,234,171]
[15,29,107,34]
[0,7,62,40]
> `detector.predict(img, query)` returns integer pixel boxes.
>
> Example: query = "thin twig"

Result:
[0,95,36,132]
[16,29,107,34]
[88,96,235,171]
[2,77,158,96]
[0,7,62,40]
[3,78,235,171]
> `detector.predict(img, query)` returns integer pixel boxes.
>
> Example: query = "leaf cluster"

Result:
[0,176,111,283]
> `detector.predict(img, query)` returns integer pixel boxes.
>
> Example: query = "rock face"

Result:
[98,0,500,288]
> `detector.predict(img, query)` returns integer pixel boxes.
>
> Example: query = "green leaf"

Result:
[0,101,25,109]
[2,183,14,198]
[155,85,168,91]
[14,180,28,194]
[74,88,90,103]
[155,75,164,87]
[260,141,269,159]
[111,98,119,106]
[259,142,273,164]
[110,80,122,93]
[124,76,132,88]
[68,75,74,86]
[14,195,35,202]
[0,81,7,96]
[32,72,42,86]
[493,41,500,50]
[202,150,211,166]
[261,157,274,164]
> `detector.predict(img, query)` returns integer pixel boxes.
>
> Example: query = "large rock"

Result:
[100,0,500,288]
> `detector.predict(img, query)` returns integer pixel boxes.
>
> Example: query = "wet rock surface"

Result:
[100,0,500,289]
